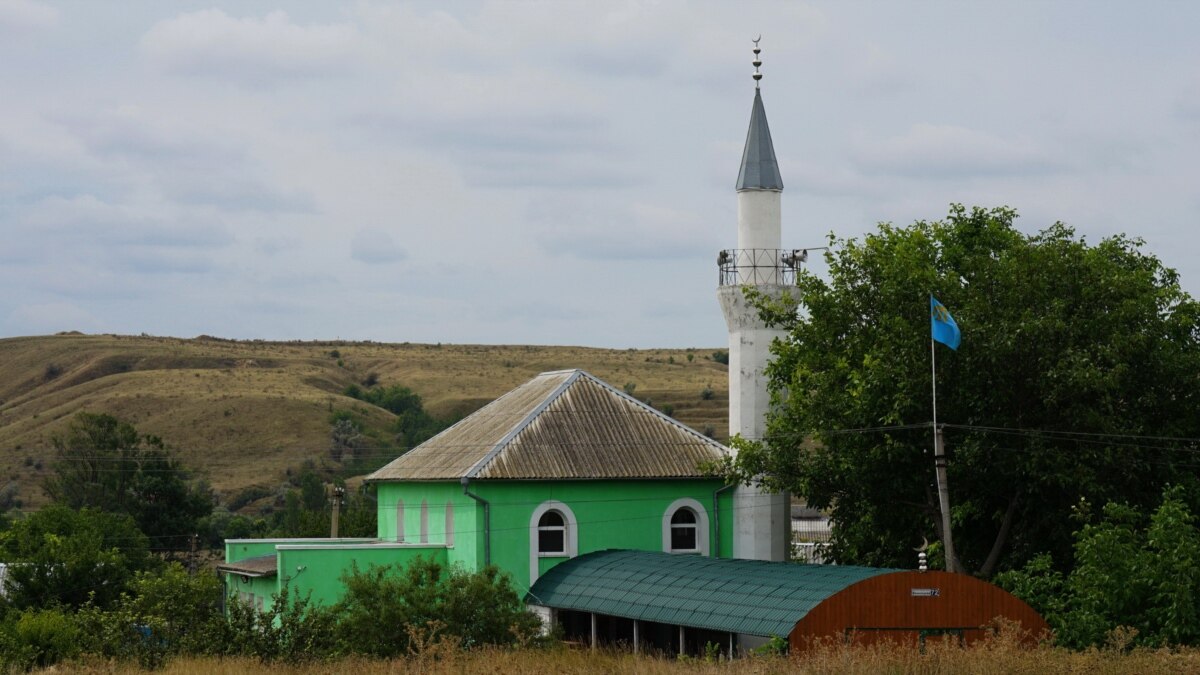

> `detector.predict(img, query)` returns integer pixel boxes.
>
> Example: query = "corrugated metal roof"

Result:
[216,554,277,578]
[735,89,783,191]
[367,370,727,481]
[527,550,895,637]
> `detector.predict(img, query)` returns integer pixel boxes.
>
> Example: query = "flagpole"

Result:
[930,300,957,573]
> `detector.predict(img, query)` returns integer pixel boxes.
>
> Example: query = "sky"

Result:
[2,1,1198,348]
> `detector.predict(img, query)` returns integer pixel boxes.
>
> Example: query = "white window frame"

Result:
[529,500,577,584]
[662,497,710,556]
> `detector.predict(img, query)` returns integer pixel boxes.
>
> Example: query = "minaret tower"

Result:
[717,38,791,561]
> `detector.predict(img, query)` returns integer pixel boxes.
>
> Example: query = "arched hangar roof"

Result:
[527,550,895,637]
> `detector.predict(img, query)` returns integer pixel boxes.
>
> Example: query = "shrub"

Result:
[998,485,1200,648]
[14,608,79,668]
[700,385,714,401]
[333,558,542,657]
[712,350,729,365]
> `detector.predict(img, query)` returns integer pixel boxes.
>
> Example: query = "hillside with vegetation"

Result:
[0,334,729,508]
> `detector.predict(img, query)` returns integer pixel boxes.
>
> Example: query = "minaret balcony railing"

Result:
[717,248,803,286]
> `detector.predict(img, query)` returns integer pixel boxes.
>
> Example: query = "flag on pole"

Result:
[930,295,961,350]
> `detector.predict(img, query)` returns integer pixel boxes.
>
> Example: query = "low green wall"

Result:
[277,544,449,607]
[225,538,376,563]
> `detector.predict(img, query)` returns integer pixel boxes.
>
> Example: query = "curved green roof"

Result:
[527,550,896,637]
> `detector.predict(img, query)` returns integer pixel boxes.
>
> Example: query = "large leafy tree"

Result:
[728,205,1200,576]
[43,413,213,547]
[0,505,155,609]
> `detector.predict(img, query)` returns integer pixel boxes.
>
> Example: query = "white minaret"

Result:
[717,39,791,562]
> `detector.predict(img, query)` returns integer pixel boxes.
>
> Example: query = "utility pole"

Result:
[330,486,345,538]
[188,533,198,574]
[933,424,958,573]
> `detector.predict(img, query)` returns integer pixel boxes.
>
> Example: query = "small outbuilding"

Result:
[528,550,1048,655]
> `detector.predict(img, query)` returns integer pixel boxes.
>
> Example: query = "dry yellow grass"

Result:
[0,334,728,507]
[53,641,1200,675]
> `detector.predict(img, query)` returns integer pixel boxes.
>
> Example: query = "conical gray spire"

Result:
[735,89,783,191]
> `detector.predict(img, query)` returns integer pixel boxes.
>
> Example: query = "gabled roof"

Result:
[366,369,727,481]
[528,550,895,637]
[735,88,783,191]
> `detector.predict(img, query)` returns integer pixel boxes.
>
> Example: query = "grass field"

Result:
[0,334,729,508]
[57,641,1200,675]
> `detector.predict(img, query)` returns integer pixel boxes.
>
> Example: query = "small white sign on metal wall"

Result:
[910,588,941,597]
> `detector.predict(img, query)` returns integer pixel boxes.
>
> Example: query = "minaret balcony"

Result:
[717,248,804,286]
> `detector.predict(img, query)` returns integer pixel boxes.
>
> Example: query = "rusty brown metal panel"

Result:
[788,571,1050,652]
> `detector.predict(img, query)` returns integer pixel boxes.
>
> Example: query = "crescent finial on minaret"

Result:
[752,36,763,88]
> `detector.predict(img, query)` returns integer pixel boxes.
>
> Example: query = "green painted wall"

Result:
[225,538,374,563]
[278,545,449,607]
[380,478,732,592]
[226,572,278,613]
[223,479,733,613]
[375,482,479,570]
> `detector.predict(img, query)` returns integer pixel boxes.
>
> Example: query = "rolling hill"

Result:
[0,334,730,508]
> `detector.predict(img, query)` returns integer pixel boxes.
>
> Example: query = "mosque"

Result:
[220,43,1047,656]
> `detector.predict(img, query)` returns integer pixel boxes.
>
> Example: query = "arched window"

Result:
[444,501,455,547]
[662,498,710,556]
[537,510,566,554]
[670,508,698,552]
[529,501,578,584]
[396,500,405,542]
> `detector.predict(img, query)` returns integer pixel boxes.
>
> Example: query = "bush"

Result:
[13,608,79,668]
[219,584,338,663]
[700,385,714,401]
[333,558,542,657]
[998,485,1200,648]
[711,350,729,365]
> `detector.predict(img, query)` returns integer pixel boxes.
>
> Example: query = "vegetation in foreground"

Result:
[36,631,1200,675]
[0,557,540,671]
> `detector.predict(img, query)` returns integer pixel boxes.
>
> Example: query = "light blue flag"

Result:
[930,295,960,350]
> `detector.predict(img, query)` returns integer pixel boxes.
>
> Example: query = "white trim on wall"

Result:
[445,501,455,547]
[396,499,405,542]
[529,500,578,585]
[662,497,710,556]
[420,499,429,544]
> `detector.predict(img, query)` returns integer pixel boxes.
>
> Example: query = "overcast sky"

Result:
[2,1,1198,348]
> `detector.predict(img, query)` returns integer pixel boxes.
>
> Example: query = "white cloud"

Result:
[532,197,717,261]
[351,229,406,264]
[140,9,360,83]
[0,0,57,33]
[6,302,99,334]
[852,124,1060,178]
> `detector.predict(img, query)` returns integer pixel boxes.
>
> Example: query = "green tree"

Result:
[43,413,213,548]
[341,384,449,449]
[0,505,155,609]
[725,205,1200,575]
[332,557,541,656]
[998,486,1200,647]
